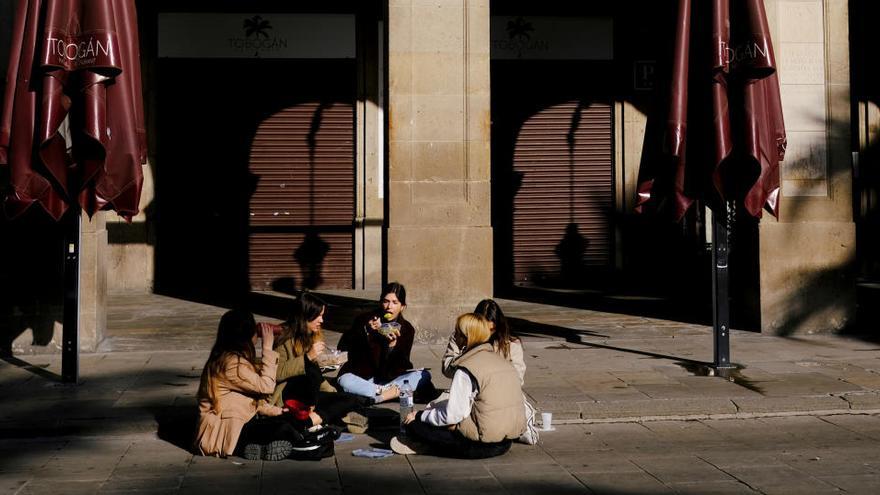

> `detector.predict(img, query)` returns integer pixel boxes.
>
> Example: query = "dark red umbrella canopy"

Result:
[0,0,146,221]
[636,0,786,220]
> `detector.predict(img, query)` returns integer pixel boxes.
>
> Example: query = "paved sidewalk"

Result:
[2,292,880,494]
[99,292,880,423]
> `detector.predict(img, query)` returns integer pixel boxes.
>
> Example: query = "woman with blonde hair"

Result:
[391,313,526,458]
[442,299,525,382]
[441,299,538,444]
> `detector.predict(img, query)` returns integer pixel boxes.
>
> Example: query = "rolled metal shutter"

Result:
[248,101,355,291]
[512,101,613,285]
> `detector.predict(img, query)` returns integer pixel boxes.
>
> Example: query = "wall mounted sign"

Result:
[158,13,355,59]
[490,16,613,60]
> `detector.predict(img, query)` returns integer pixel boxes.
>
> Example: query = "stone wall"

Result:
[759,0,856,334]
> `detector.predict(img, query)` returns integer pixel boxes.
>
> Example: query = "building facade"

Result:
[1,0,865,351]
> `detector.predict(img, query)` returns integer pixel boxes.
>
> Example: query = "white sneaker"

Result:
[390,436,426,455]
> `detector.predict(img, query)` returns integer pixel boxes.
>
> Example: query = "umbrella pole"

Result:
[711,201,733,370]
[62,207,81,384]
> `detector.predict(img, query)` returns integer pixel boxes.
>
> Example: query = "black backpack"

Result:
[289,425,339,461]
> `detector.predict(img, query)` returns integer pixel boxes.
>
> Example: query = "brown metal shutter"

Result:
[248,101,355,291]
[512,101,613,285]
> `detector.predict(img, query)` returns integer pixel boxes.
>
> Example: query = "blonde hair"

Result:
[455,313,492,351]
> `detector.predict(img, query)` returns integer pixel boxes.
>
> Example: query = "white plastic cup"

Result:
[541,412,553,430]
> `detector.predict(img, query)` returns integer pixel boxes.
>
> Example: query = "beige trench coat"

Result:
[195,349,281,457]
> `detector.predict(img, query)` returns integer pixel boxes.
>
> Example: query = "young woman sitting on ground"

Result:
[271,292,369,433]
[440,298,538,444]
[195,309,305,461]
[391,313,526,458]
[336,282,437,403]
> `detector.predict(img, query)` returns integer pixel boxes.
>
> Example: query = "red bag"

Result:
[284,399,311,421]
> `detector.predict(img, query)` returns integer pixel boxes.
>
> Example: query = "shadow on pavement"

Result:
[0,355,61,381]
[510,317,709,368]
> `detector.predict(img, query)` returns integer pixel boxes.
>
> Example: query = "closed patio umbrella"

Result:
[636,0,786,368]
[0,0,146,381]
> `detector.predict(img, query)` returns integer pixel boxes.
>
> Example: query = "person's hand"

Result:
[403,411,417,424]
[307,340,327,361]
[367,316,381,331]
[384,326,401,347]
[309,411,323,426]
[258,322,274,349]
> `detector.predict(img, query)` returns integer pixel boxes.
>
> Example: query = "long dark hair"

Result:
[474,299,513,359]
[203,309,257,413]
[278,292,326,357]
[381,281,407,305]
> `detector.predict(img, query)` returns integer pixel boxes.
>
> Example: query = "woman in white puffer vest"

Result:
[391,313,526,458]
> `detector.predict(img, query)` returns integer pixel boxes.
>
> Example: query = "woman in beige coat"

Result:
[195,309,315,461]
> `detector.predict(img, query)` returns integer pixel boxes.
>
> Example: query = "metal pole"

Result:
[62,207,81,384]
[712,201,732,370]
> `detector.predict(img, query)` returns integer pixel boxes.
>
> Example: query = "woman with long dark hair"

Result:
[337,282,437,402]
[195,309,303,460]
[271,292,367,431]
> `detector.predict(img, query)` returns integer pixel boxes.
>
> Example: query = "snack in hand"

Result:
[378,320,400,337]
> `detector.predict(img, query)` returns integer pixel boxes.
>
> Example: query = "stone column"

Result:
[759,0,856,334]
[79,212,108,350]
[386,0,492,340]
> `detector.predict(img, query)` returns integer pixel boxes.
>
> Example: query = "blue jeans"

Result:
[337,369,432,399]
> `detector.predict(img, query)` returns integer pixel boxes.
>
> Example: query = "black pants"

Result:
[282,357,365,426]
[406,418,512,459]
[235,415,301,454]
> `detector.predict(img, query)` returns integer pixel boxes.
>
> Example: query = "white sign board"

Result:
[158,13,355,59]
[491,16,613,60]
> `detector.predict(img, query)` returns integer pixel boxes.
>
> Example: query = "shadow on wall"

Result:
[0,208,65,355]
[151,57,354,310]
[851,0,880,339]
[489,2,730,328]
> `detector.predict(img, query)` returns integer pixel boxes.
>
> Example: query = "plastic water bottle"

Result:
[399,379,413,435]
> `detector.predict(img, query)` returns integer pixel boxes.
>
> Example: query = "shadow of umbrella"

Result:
[0,0,147,382]
[555,222,589,288]
[289,100,334,291]
[294,230,330,290]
